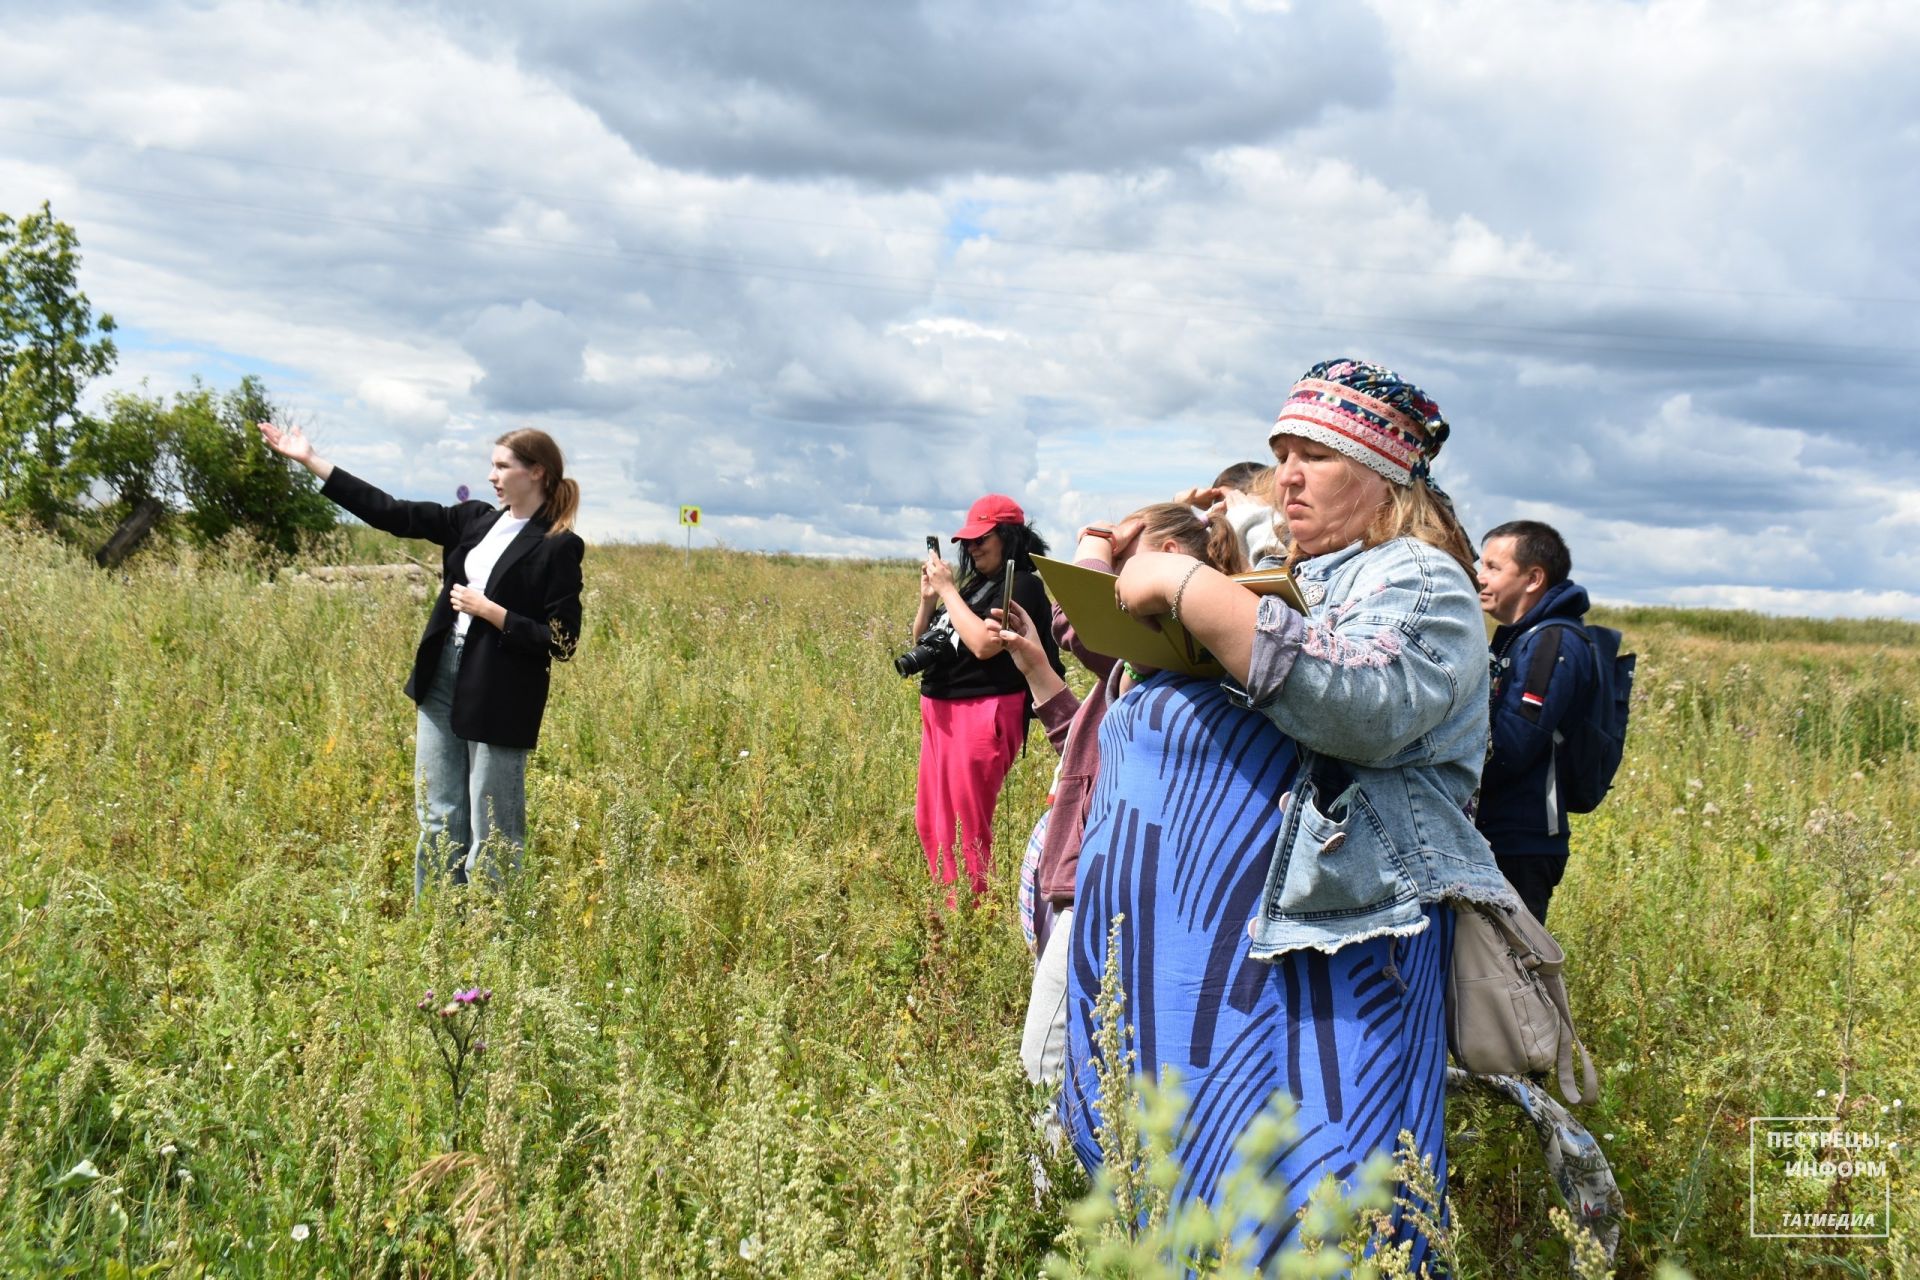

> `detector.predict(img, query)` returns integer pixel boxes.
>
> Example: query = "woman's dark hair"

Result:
[1213,461,1267,491]
[960,521,1050,580]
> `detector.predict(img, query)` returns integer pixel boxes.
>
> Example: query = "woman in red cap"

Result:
[908,494,1065,901]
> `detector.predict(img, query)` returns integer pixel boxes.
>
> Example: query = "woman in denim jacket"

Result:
[1110,358,1517,1266]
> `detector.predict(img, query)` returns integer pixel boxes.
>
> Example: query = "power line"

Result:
[11,122,1920,311]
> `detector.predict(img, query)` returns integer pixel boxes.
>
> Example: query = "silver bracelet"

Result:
[1170,562,1205,624]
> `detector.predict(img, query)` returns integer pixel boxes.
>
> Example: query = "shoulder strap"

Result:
[1547,979,1601,1105]
[1483,907,1600,1104]
[1518,624,1565,725]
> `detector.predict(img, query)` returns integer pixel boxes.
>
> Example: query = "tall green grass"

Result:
[0,530,1914,1276]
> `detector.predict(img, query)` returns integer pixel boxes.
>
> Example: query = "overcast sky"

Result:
[4,0,1917,617]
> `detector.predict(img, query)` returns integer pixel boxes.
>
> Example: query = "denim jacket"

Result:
[1228,536,1519,958]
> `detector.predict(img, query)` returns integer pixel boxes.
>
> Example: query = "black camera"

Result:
[895,618,955,678]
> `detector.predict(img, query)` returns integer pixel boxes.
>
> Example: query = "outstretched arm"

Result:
[263,422,473,546]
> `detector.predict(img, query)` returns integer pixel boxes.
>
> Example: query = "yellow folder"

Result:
[1032,556,1308,678]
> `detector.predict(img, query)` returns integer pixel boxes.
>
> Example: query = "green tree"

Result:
[81,386,174,511]
[172,375,335,555]
[0,202,118,525]
[87,376,336,556]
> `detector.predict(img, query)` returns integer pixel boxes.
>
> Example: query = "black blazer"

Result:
[322,468,585,749]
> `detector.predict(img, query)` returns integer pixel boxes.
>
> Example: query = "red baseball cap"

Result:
[952,493,1026,541]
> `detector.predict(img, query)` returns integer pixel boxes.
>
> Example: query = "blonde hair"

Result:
[1243,465,1276,506]
[1280,464,1476,581]
[495,428,579,537]
[1128,503,1249,576]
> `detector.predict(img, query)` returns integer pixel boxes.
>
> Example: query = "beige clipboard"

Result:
[1032,556,1309,678]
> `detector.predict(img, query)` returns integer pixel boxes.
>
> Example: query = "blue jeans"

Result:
[414,634,527,896]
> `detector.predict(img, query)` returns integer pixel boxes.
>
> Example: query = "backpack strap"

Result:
[1518,624,1565,725]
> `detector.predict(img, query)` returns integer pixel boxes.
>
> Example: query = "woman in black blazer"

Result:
[259,422,585,895]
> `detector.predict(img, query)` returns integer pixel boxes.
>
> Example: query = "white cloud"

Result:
[0,0,1914,608]
[1656,585,1920,621]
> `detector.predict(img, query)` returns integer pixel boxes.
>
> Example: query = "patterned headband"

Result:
[1268,358,1450,487]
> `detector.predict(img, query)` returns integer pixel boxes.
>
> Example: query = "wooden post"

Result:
[94,498,165,569]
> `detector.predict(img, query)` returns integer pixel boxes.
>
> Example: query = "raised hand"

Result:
[256,421,332,481]
[1110,515,1147,561]
[988,600,1047,674]
[257,421,312,463]
[1173,484,1223,509]
[923,555,957,596]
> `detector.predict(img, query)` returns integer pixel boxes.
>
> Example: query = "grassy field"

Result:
[0,528,1916,1277]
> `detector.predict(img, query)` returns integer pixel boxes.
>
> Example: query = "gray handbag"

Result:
[1446,901,1599,1105]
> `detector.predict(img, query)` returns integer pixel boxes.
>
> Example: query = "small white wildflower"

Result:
[623,987,634,996]
[606,981,615,990]
[160,1143,176,1157]
[1686,777,1703,791]
[738,749,750,758]
[1896,1099,1904,1108]
[1816,1088,1827,1098]
[1702,803,1721,816]
[739,1234,763,1262]
[291,1223,311,1242]
[1602,1133,1614,1141]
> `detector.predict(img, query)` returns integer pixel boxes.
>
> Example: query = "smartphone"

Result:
[1002,559,1017,621]
[925,535,940,557]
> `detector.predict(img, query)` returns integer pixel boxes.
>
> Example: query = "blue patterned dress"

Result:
[1060,672,1452,1270]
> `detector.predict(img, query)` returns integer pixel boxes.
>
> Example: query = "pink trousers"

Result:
[915,691,1027,898]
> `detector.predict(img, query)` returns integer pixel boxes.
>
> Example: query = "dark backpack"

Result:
[1518,619,1636,814]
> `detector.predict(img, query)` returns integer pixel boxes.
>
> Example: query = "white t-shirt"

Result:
[456,514,532,637]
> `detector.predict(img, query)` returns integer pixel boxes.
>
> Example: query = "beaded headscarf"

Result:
[1269,357,1450,487]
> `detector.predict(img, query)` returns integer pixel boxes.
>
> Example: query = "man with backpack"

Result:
[1476,520,1630,923]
